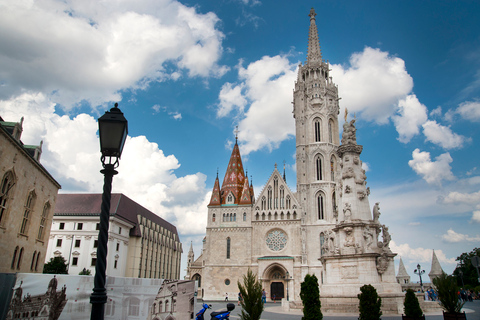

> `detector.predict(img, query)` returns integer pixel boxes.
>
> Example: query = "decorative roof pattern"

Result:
[220,142,246,205]
[239,175,253,205]
[208,175,221,206]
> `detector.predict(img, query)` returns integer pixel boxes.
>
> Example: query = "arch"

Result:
[313,118,322,142]
[20,190,36,234]
[243,212,247,221]
[268,212,272,220]
[274,212,278,220]
[127,297,140,316]
[317,192,325,220]
[261,196,266,210]
[11,246,19,269]
[262,213,265,221]
[262,262,288,279]
[256,213,259,221]
[31,251,37,271]
[192,273,202,287]
[17,247,24,269]
[0,170,16,225]
[293,211,297,219]
[315,154,323,180]
[226,237,231,259]
[212,214,215,222]
[267,186,273,209]
[37,202,50,240]
[280,212,284,220]
[285,196,291,209]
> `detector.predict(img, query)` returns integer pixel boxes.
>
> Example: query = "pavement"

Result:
[196,300,480,320]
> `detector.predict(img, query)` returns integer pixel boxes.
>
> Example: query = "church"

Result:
[187,8,407,313]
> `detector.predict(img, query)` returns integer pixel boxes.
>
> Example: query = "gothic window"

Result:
[31,251,37,270]
[226,237,231,259]
[265,230,287,251]
[243,212,247,221]
[320,233,325,256]
[274,212,278,220]
[37,202,50,240]
[20,191,35,234]
[268,212,272,220]
[35,252,40,271]
[227,193,234,203]
[274,177,278,209]
[11,246,19,269]
[17,247,24,269]
[267,186,272,209]
[233,213,236,221]
[328,119,334,143]
[0,171,15,226]
[287,212,290,219]
[332,191,337,212]
[314,119,321,142]
[261,197,266,210]
[280,212,284,220]
[315,156,323,180]
[212,214,215,222]
[223,213,226,222]
[262,213,265,220]
[330,156,335,181]
[317,194,325,220]
[280,186,285,209]
[286,196,291,209]
[256,213,259,221]
[293,211,297,219]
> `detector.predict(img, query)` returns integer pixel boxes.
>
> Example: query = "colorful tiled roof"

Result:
[220,142,246,205]
[208,175,221,206]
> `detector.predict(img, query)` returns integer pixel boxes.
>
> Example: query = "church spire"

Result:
[220,139,246,205]
[307,8,322,66]
[428,249,444,282]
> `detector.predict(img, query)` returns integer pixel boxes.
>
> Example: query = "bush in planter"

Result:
[358,284,382,320]
[432,272,465,316]
[403,289,424,319]
[300,274,322,320]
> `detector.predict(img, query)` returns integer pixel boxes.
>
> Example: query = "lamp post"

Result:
[90,103,128,320]
[414,264,425,292]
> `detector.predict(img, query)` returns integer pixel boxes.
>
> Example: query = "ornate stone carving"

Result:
[366,187,370,196]
[357,190,366,200]
[345,185,351,194]
[341,119,357,145]
[342,167,355,179]
[382,224,391,251]
[344,227,355,247]
[337,144,363,157]
[376,253,389,274]
[323,230,337,254]
[363,227,374,250]
[373,202,381,222]
[343,203,351,221]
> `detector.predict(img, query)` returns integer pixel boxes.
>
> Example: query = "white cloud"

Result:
[391,241,455,266]
[430,106,442,117]
[362,162,370,172]
[330,47,413,124]
[472,211,480,223]
[442,229,480,243]
[408,222,421,226]
[392,94,428,143]
[442,190,480,204]
[422,120,467,149]
[0,0,227,109]
[408,148,454,185]
[0,94,209,235]
[216,55,298,155]
[452,101,480,122]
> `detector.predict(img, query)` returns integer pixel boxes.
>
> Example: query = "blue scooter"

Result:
[196,303,235,320]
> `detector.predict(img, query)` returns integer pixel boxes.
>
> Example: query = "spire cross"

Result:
[234,126,239,143]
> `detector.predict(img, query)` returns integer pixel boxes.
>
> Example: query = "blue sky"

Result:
[1,0,479,280]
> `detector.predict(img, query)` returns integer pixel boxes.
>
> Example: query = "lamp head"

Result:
[98,103,128,167]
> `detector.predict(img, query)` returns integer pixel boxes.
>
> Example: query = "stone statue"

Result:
[382,224,391,249]
[345,185,351,194]
[376,253,389,274]
[373,202,381,222]
[344,227,355,247]
[363,227,374,249]
[343,203,352,221]
[341,119,357,145]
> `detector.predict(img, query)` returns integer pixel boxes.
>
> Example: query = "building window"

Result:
[72,257,78,266]
[56,239,63,247]
[96,223,100,230]
[261,197,266,210]
[94,240,98,248]
[105,299,115,316]
[91,258,97,266]
[267,187,272,209]
[330,156,335,181]
[114,260,118,269]
[118,227,122,234]
[0,171,15,226]
[243,212,246,221]
[11,246,19,269]
[128,298,140,316]
[20,191,35,234]
[320,233,325,256]
[314,119,321,142]
[75,239,81,247]
[226,237,231,259]
[266,230,287,251]
[37,202,50,240]
[212,214,216,222]
[116,243,120,251]
[316,156,323,180]
[317,194,324,220]
[31,251,37,270]
[35,252,40,271]
[328,120,333,143]
[77,223,83,230]
[59,222,65,230]
[16,247,24,269]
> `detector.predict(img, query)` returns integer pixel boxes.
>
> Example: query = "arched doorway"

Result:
[262,263,288,301]
[270,282,284,301]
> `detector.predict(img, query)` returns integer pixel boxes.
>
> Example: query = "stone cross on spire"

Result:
[307,8,322,66]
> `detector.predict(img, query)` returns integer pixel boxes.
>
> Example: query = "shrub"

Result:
[300,274,322,320]
[404,289,423,317]
[433,272,465,314]
[43,256,68,274]
[358,284,382,320]
[237,269,264,320]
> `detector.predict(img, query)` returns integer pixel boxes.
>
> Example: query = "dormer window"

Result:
[226,192,235,204]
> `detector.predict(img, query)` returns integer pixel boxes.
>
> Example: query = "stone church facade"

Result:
[187,8,405,313]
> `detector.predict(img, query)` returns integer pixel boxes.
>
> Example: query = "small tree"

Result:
[433,272,465,314]
[300,274,322,320]
[79,268,91,275]
[43,256,68,274]
[358,284,382,320]
[404,289,423,318]
[238,269,264,320]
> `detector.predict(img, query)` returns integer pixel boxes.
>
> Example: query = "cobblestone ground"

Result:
[196,300,480,320]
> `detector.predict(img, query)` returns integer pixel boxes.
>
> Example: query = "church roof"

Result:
[239,175,253,205]
[428,249,444,277]
[208,174,221,206]
[396,257,410,277]
[219,141,247,205]
[307,8,322,66]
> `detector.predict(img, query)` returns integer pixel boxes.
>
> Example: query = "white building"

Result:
[187,8,407,314]
[46,193,182,279]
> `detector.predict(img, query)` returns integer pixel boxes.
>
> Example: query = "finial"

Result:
[275,163,277,169]
[234,125,239,143]
[309,8,316,20]
[216,168,219,178]
[283,160,287,183]
[344,107,348,122]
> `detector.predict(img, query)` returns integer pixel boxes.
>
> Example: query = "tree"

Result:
[43,256,68,274]
[358,284,382,320]
[300,274,322,320]
[453,247,480,288]
[237,269,264,320]
[79,268,91,275]
[403,289,423,318]
[433,272,464,314]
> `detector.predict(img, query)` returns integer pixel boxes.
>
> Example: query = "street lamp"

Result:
[90,103,128,320]
[414,264,425,292]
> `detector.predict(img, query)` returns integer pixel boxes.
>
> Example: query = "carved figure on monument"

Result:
[343,203,352,221]
[366,187,370,196]
[342,167,355,179]
[344,227,355,247]
[382,224,391,251]
[353,156,359,165]
[345,185,351,194]
[373,202,381,222]
[355,169,367,184]
[357,190,366,200]
[341,119,357,145]
[323,230,336,254]
[363,227,374,250]
[376,253,389,274]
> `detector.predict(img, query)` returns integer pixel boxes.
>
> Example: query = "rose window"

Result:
[266,230,287,251]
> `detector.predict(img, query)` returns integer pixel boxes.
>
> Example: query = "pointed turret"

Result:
[307,8,322,66]
[396,257,410,284]
[239,175,253,205]
[429,249,444,282]
[208,172,221,206]
[187,242,194,266]
[249,176,255,201]
[220,141,246,204]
